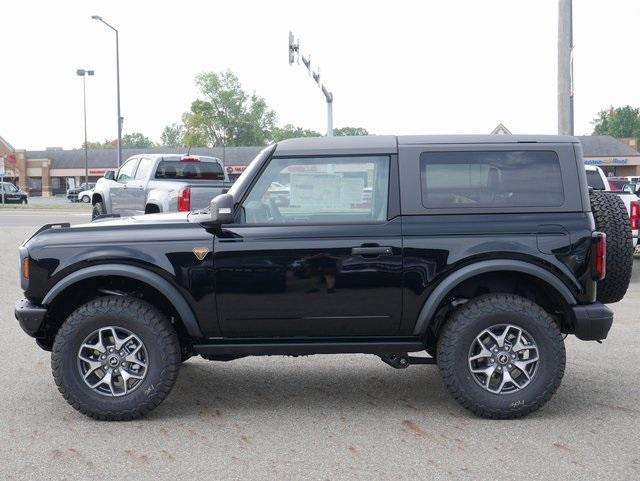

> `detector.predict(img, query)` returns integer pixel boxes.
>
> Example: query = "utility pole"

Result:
[558,0,574,135]
[288,32,334,137]
[77,69,95,185]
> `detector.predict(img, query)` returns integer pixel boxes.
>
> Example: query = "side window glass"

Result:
[241,156,390,225]
[116,158,139,182]
[135,158,154,180]
[420,151,564,208]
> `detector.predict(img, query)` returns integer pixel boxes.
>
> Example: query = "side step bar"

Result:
[193,339,425,357]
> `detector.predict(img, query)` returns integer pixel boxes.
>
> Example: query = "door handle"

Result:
[351,246,393,257]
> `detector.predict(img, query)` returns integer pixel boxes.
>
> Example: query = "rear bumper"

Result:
[571,303,614,341]
[15,298,47,337]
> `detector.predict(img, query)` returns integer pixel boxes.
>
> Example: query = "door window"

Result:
[241,156,390,224]
[135,158,154,180]
[116,158,139,182]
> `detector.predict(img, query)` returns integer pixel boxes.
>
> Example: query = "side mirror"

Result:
[104,170,115,180]
[209,193,234,224]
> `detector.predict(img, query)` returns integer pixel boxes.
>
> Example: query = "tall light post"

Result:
[92,15,123,166]
[288,32,334,137]
[558,0,574,135]
[77,69,94,185]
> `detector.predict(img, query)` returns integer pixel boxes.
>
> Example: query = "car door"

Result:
[110,157,139,215]
[128,157,154,215]
[214,154,403,338]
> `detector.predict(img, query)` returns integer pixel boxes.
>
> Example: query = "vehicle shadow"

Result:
[158,356,457,418]
[153,355,587,421]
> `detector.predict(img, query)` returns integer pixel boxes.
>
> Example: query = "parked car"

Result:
[66,182,95,202]
[0,182,28,204]
[77,188,93,203]
[15,135,633,421]
[585,165,639,249]
[91,154,232,219]
[622,182,640,196]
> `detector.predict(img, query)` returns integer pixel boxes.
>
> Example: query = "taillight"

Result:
[177,187,191,212]
[630,201,639,230]
[593,232,607,281]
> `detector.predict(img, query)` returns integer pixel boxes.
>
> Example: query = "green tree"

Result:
[592,106,640,138]
[160,123,185,147]
[270,124,321,142]
[182,71,276,147]
[334,126,369,136]
[83,139,116,149]
[122,132,154,149]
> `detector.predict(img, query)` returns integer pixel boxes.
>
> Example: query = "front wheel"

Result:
[51,296,181,420]
[437,293,565,419]
[92,201,106,220]
[81,195,90,203]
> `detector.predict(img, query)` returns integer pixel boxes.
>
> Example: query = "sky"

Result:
[1,0,639,150]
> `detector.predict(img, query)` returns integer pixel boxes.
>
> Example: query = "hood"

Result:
[75,211,190,229]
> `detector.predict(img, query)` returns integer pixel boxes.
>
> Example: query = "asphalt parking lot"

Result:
[1,209,639,481]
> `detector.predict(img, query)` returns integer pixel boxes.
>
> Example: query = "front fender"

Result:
[41,264,203,338]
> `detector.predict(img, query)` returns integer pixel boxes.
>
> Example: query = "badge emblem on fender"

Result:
[192,247,209,261]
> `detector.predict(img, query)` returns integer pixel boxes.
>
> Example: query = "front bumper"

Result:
[15,298,47,337]
[571,302,613,341]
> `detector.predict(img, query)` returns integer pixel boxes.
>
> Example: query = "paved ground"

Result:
[1,210,639,481]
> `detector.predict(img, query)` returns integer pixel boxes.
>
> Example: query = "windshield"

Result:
[155,160,224,180]
[227,145,275,199]
[2,183,18,192]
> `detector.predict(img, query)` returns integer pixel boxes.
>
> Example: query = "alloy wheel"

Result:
[467,323,539,394]
[77,326,149,397]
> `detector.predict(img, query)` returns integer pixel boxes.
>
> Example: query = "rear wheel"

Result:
[51,296,181,420]
[92,201,106,220]
[437,293,565,419]
[81,195,90,203]
[590,190,633,303]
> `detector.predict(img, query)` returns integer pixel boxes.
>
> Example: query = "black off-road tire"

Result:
[92,201,106,220]
[52,296,181,420]
[590,190,633,303]
[437,294,566,419]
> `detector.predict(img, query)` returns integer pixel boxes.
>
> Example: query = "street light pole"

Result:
[558,0,574,136]
[288,32,334,137]
[77,69,94,186]
[92,15,123,166]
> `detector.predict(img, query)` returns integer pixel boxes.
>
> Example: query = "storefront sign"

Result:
[584,158,629,166]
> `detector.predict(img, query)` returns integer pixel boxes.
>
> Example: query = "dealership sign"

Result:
[584,158,629,166]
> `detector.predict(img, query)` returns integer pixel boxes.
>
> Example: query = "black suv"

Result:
[15,135,633,420]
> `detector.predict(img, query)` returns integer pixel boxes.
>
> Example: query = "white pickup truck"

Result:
[586,165,639,248]
[91,154,232,220]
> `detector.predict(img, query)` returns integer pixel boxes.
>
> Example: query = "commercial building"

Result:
[0,140,262,196]
[2,133,639,196]
[578,136,640,176]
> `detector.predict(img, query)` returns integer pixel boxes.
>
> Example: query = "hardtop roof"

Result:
[274,134,578,156]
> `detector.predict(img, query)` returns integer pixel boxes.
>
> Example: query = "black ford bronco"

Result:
[15,135,633,420]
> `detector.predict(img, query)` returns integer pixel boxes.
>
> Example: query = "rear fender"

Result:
[412,259,577,336]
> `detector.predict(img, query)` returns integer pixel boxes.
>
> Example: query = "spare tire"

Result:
[590,190,633,303]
